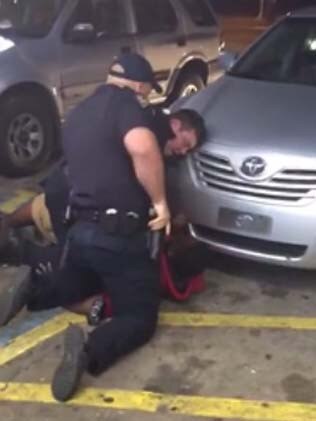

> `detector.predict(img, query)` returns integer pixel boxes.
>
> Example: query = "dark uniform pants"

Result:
[30,221,160,375]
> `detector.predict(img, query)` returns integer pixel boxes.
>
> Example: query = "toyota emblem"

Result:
[241,157,266,177]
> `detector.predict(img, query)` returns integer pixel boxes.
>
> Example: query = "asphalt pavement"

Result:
[1,176,316,421]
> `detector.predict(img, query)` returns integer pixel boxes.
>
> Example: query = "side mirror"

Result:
[68,23,96,43]
[218,51,239,71]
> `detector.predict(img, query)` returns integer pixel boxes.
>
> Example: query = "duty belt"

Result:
[70,207,148,236]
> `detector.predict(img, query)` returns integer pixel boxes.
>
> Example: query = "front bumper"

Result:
[169,161,316,269]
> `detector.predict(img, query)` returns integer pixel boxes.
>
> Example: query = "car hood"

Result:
[183,75,316,157]
[0,33,59,91]
[0,33,32,67]
[0,33,18,52]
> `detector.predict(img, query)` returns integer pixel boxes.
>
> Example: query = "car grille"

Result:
[194,151,316,202]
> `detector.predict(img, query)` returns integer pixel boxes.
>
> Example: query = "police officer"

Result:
[0,108,205,317]
[52,52,170,401]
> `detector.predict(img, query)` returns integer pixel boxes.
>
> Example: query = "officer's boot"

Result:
[51,324,89,402]
[0,266,32,327]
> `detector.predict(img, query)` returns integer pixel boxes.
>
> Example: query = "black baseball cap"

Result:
[109,52,162,94]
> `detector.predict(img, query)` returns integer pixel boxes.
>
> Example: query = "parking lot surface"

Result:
[1,179,316,421]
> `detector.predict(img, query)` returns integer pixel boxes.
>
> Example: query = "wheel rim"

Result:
[180,83,200,98]
[7,113,44,166]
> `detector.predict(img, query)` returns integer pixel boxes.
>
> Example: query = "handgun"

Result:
[148,230,165,261]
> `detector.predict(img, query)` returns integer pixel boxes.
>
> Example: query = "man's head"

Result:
[107,53,162,100]
[164,109,206,157]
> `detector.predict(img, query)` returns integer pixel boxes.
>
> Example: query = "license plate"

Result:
[218,208,272,234]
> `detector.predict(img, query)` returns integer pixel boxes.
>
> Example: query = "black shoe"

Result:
[0,235,25,266]
[0,266,32,326]
[51,325,88,402]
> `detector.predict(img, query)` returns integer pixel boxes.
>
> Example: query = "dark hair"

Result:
[170,108,206,145]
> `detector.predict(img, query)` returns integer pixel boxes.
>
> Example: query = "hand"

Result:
[148,201,171,235]
[35,261,53,276]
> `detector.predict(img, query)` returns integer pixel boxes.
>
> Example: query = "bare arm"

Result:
[124,127,170,232]
[0,198,34,250]
[124,127,166,206]
[6,199,34,228]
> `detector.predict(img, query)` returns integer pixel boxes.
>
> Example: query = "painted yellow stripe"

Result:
[0,313,82,367]
[2,312,316,368]
[159,312,316,330]
[1,382,316,421]
[0,190,36,214]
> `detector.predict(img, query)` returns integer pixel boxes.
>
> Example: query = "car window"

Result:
[0,0,62,38]
[132,0,177,34]
[210,0,260,17]
[70,0,94,25]
[68,0,127,38]
[230,18,316,87]
[93,0,127,37]
[181,0,216,26]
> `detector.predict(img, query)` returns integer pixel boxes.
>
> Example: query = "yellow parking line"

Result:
[0,189,36,214]
[0,313,82,367]
[2,312,316,368]
[0,382,316,421]
[159,312,316,330]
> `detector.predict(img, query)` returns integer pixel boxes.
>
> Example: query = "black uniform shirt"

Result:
[145,106,173,151]
[62,85,154,217]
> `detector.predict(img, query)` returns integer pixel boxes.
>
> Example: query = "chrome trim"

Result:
[189,224,301,263]
[194,151,316,202]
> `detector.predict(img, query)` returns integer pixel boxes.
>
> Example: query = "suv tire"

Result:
[0,93,55,177]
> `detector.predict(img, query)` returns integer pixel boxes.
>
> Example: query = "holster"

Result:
[147,230,165,261]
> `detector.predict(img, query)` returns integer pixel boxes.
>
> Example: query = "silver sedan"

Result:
[170,7,316,269]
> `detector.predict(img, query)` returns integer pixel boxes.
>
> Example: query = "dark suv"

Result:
[0,0,219,176]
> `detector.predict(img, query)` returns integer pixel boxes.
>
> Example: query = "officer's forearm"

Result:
[124,127,168,206]
[133,151,167,206]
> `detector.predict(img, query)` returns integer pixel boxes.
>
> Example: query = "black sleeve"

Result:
[152,107,173,145]
[117,97,152,140]
[42,164,69,202]
[39,159,67,190]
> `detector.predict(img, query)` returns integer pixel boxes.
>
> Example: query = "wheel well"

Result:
[166,59,208,104]
[178,59,208,85]
[0,82,60,132]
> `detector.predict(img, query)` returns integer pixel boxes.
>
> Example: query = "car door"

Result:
[130,0,187,100]
[60,0,135,115]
